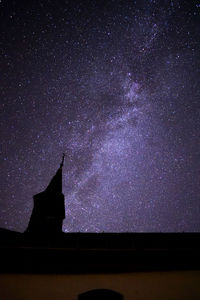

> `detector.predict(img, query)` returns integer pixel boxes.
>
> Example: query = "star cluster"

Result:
[0,0,200,232]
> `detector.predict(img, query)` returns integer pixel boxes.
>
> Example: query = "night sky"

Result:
[0,0,200,232]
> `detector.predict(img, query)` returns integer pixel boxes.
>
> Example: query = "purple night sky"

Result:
[0,0,200,232]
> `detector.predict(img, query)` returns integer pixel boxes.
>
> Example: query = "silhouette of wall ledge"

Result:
[78,289,123,300]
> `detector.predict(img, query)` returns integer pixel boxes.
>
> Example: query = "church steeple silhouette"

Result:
[26,154,65,236]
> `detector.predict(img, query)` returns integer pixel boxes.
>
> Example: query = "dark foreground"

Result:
[0,229,200,273]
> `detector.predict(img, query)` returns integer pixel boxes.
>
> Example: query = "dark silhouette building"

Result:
[1,157,200,300]
[26,155,65,235]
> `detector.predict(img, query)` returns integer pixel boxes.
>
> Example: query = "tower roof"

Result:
[45,154,65,194]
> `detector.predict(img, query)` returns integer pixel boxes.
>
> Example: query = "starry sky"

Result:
[0,0,200,232]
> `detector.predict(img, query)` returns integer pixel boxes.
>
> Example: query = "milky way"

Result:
[0,0,200,232]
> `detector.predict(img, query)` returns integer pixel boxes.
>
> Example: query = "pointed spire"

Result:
[45,154,65,194]
[60,153,65,168]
